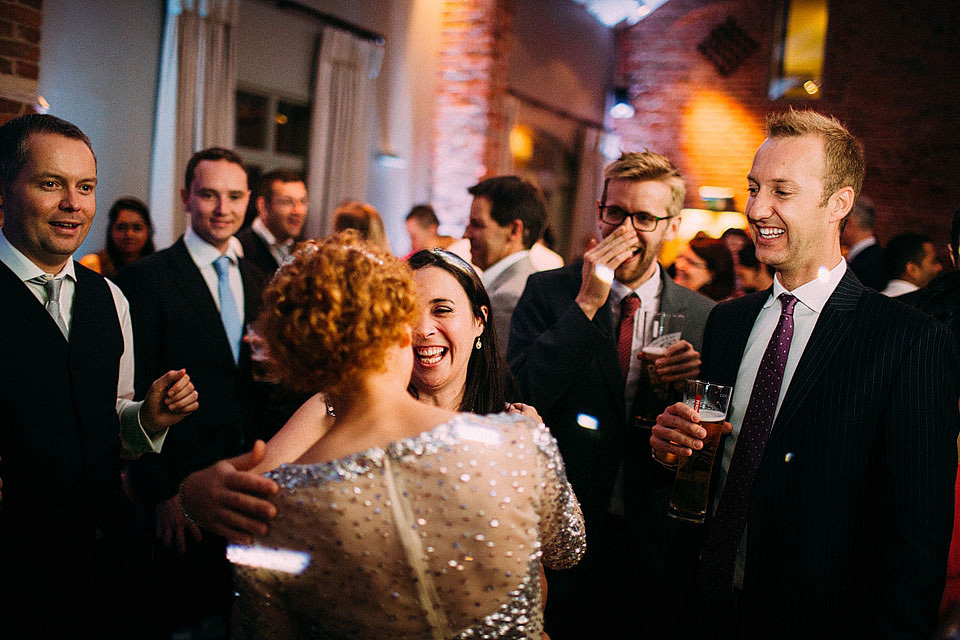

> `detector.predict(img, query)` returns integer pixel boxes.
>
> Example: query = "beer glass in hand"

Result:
[667,379,733,523]
[636,312,684,427]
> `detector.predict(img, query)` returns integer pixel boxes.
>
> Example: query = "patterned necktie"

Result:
[32,275,69,338]
[213,255,242,364]
[617,293,641,382]
[698,293,798,601]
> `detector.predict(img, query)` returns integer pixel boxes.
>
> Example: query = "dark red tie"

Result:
[617,293,641,382]
[698,293,798,601]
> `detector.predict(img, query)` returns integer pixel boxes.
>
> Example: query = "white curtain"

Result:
[149,0,238,248]
[568,127,608,261]
[305,27,384,240]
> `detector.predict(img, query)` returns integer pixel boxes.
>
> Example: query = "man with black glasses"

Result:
[508,151,714,638]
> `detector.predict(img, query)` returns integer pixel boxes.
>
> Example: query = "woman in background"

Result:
[80,196,154,278]
[228,234,583,639]
[333,199,391,253]
[672,233,736,301]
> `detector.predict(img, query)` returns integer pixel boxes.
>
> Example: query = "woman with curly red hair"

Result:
[222,233,583,638]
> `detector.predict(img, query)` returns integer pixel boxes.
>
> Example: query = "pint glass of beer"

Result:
[635,312,684,427]
[667,379,733,523]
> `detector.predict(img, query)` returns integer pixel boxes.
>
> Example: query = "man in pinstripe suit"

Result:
[653,110,959,638]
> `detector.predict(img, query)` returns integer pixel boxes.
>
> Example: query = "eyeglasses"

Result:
[598,179,674,232]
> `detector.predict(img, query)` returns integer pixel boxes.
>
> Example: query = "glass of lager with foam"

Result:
[635,312,684,428]
[667,379,733,523]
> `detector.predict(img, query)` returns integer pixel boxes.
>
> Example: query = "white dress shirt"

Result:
[0,229,164,454]
[610,266,664,420]
[845,236,876,263]
[718,258,847,587]
[607,266,663,516]
[880,278,918,297]
[251,216,294,267]
[183,227,245,319]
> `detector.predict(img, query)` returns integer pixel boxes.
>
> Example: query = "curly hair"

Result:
[259,231,418,396]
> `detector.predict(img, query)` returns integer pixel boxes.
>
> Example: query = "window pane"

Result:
[274,100,310,157]
[236,91,268,149]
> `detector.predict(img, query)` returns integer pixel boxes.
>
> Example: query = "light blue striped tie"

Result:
[213,255,242,363]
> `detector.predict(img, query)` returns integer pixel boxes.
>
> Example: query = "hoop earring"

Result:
[475,337,482,350]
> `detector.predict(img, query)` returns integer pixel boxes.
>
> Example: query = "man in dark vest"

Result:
[0,114,198,637]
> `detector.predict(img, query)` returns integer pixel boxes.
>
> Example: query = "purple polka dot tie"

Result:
[698,293,797,601]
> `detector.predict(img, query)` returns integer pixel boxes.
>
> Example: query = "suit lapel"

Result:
[769,269,861,435]
[488,256,525,294]
[168,239,236,368]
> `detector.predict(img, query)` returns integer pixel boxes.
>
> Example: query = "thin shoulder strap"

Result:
[382,454,452,639]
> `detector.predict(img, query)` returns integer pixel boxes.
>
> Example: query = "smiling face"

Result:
[182,159,249,252]
[410,266,485,406]
[259,180,307,243]
[598,178,679,289]
[0,133,97,273]
[110,208,150,260]
[746,134,851,290]
[464,196,515,270]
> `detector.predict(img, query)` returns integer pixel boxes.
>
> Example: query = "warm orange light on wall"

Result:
[680,90,765,213]
[509,124,534,164]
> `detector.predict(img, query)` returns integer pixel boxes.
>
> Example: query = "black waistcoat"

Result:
[0,260,124,549]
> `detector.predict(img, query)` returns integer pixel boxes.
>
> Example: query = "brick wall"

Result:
[432,0,513,228]
[0,0,42,125]
[614,0,960,257]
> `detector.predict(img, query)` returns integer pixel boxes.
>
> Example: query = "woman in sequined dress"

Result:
[227,234,584,639]
[181,247,536,540]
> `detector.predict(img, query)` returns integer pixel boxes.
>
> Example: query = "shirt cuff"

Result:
[118,400,168,455]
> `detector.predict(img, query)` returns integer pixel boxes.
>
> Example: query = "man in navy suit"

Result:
[653,110,959,638]
[841,197,887,290]
[117,147,268,635]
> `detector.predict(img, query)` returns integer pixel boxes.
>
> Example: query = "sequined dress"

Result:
[230,413,585,639]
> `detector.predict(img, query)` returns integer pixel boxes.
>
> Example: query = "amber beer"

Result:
[635,312,683,427]
[667,409,726,523]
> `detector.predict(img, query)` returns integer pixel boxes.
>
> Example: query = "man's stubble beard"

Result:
[615,238,660,288]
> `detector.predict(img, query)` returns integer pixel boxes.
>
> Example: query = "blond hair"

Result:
[766,108,865,205]
[603,151,686,217]
[259,231,417,396]
[333,200,390,253]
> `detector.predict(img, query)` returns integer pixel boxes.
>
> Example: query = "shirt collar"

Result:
[610,263,663,307]
[184,226,243,267]
[0,227,77,281]
[766,258,847,314]
[252,216,294,249]
[481,249,529,287]
[845,236,876,262]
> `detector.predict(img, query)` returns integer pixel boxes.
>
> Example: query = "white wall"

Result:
[38,0,164,257]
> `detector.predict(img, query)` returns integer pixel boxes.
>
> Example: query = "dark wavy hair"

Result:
[407,249,508,414]
[689,235,736,301]
[106,197,155,268]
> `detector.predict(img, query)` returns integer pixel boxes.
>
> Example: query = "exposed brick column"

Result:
[432,0,513,229]
[0,0,42,125]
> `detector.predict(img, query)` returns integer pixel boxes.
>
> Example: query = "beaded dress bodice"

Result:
[230,413,585,639]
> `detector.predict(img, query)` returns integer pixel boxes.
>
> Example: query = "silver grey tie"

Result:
[42,276,69,338]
